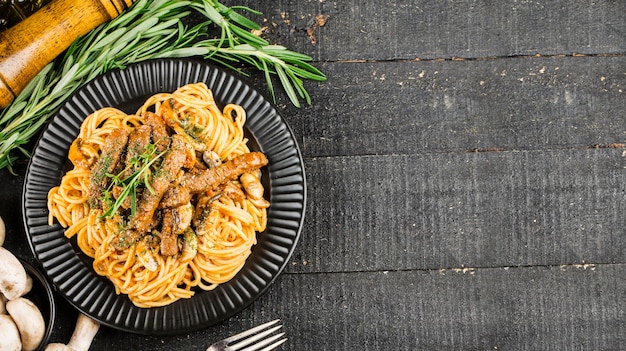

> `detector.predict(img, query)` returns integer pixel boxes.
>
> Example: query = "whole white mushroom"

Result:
[0,247,30,300]
[6,297,46,351]
[0,314,22,351]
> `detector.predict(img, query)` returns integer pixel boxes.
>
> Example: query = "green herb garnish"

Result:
[100,143,166,219]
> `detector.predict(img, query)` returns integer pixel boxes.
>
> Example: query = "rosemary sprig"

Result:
[0,0,326,173]
[100,143,166,219]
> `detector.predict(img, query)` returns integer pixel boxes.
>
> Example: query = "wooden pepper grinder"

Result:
[0,0,136,109]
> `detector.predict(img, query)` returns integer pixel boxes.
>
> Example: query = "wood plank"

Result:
[263,56,626,158]
[0,1,622,349]
[287,148,626,273]
[88,264,626,350]
[3,148,624,347]
[4,144,623,279]
[3,58,624,274]
[239,0,626,60]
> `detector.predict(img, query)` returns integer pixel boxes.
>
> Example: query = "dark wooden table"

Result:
[2,1,625,350]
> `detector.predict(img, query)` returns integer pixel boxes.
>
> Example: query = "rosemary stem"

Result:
[0,0,326,173]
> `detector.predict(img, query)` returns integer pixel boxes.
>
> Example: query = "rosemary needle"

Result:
[0,0,326,173]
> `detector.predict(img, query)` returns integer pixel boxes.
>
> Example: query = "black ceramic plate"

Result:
[22,59,305,335]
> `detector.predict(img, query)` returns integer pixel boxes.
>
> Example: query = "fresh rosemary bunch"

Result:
[0,0,326,173]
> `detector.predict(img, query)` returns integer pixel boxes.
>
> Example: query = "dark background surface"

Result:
[1,0,625,350]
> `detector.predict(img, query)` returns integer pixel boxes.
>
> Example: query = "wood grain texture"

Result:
[267,56,625,158]
[292,149,625,273]
[243,0,626,60]
[0,0,624,350]
[84,265,626,350]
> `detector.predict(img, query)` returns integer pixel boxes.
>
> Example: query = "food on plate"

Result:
[47,83,269,307]
[5,297,46,351]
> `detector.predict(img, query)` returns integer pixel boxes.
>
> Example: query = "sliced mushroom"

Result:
[240,172,263,199]
[135,236,159,272]
[0,247,30,300]
[6,297,45,351]
[172,203,194,235]
[203,150,222,168]
[179,229,198,263]
[0,314,21,351]
[240,172,270,208]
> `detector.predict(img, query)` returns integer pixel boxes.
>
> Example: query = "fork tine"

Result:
[250,336,288,351]
[230,326,283,350]
[223,319,281,343]
[239,333,287,351]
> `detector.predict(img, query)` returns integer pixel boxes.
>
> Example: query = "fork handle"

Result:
[0,0,136,108]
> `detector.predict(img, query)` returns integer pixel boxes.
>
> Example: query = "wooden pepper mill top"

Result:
[0,0,136,109]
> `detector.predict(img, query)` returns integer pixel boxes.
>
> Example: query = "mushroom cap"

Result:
[6,297,46,351]
[0,247,29,300]
[0,314,22,351]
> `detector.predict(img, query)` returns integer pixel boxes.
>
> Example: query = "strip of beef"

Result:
[160,203,193,256]
[111,134,187,250]
[159,185,191,209]
[121,124,151,179]
[182,152,268,194]
[107,125,152,210]
[111,185,134,210]
[144,111,170,153]
[221,182,246,202]
[159,210,176,256]
[88,128,129,208]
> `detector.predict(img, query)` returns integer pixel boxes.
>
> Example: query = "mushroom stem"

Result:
[67,314,100,351]
[44,314,100,351]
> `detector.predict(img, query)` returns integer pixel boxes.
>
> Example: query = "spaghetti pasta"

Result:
[47,83,269,307]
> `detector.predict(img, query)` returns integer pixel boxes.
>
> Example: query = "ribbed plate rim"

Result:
[21,58,306,335]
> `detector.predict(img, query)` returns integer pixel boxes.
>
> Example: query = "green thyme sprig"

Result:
[0,0,326,173]
[100,143,166,219]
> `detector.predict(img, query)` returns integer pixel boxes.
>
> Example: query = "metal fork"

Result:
[206,319,287,351]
